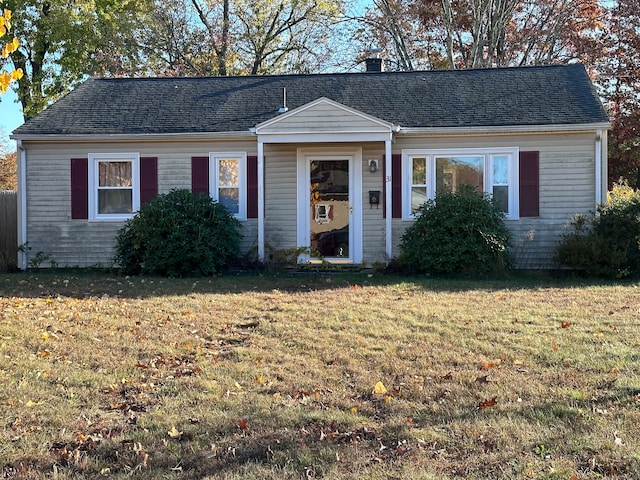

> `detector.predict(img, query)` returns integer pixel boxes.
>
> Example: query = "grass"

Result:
[1,271,640,479]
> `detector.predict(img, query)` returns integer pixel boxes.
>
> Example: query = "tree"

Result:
[355,0,604,70]
[599,0,640,187]
[0,150,17,190]
[1,0,153,119]
[0,0,22,93]
[143,0,344,77]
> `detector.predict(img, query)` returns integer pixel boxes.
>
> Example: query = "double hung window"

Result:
[88,153,140,221]
[210,152,247,220]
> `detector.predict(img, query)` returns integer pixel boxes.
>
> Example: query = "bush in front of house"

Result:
[555,181,640,277]
[399,185,512,275]
[114,189,241,277]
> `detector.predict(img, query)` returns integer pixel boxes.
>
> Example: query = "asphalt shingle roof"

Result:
[13,63,609,136]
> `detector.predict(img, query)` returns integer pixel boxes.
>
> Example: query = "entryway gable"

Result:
[254,97,396,142]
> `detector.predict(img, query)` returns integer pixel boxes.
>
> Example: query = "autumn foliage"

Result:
[0,1,22,94]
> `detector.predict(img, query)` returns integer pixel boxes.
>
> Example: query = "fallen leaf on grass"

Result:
[237,418,249,430]
[167,427,182,439]
[475,375,490,384]
[372,381,387,395]
[561,322,571,328]
[478,397,498,410]
[481,360,501,370]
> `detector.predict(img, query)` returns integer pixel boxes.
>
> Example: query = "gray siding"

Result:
[23,140,258,268]
[23,130,600,270]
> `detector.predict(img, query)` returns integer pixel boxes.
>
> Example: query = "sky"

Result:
[0,88,23,152]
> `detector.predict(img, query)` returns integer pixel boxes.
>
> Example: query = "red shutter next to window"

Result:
[191,156,209,195]
[247,155,258,219]
[519,151,539,217]
[71,158,88,220]
[392,154,402,219]
[382,154,402,219]
[140,157,158,205]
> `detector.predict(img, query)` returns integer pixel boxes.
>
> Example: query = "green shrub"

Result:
[555,181,640,277]
[114,189,241,277]
[399,185,512,275]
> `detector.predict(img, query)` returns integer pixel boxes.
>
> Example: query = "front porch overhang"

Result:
[252,98,397,264]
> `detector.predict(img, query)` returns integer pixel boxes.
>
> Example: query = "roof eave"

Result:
[398,122,611,136]
[10,130,256,142]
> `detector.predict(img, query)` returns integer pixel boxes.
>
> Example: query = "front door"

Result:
[297,148,362,264]
[310,159,350,259]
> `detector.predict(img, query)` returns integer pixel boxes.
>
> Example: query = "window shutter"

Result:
[392,154,402,219]
[71,158,88,220]
[247,155,258,218]
[191,156,209,195]
[140,157,158,205]
[519,151,539,217]
[382,154,402,219]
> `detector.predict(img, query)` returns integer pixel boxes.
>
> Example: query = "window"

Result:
[88,153,140,221]
[403,148,519,220]
[210,152,247,220]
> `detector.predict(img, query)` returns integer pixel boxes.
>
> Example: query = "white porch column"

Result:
[257,141,265,262]
[385,139,392,262]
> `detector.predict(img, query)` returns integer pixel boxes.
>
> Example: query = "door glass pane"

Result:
[310,159,349,258]
[436,156,483,195]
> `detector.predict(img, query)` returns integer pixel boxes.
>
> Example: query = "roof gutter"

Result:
[398,122,611,137]
[10,130,256,142]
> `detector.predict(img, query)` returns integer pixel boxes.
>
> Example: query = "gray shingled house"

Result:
[11,63,609,270]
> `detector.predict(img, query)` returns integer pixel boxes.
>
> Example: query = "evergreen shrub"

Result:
[399,185,512,275]
[114,189,241,276]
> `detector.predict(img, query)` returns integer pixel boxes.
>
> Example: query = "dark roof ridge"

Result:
[87,62,584,83]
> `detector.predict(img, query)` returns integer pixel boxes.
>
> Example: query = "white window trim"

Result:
[209,152,247,221]
[402,147,519,220]
[88,153,140,222]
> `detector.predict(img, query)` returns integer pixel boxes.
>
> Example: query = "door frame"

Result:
[297,147,363,264]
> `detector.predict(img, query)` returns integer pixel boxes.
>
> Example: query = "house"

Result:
[11,63,609,270]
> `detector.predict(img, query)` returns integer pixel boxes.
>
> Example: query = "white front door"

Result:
[297,148,362,264]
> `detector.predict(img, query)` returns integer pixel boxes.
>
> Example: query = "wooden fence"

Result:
[0,190,17,270]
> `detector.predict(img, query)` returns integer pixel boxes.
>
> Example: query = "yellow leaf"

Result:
[372,381,387,395]
[384,395,393,404]
[255,375,265,384]
[167,426,182,438]
[25,400,41,407]
[349,407,358,413]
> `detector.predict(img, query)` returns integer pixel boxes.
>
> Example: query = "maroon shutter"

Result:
[382,154,402,218]
[392,154,402,219]
[247,155,258,218]
[519,151,539,217]
[71,158,88,220]
[140,157,158,205]
[191,156,209,195]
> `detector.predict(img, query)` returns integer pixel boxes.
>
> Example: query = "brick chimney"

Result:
[365,57,383,72]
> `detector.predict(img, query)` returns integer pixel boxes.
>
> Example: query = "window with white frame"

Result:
[89,153,140,221]
[209,152,246,220]
[403,148,519,220]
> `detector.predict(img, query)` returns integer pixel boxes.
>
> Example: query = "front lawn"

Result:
[1,272,639,479]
